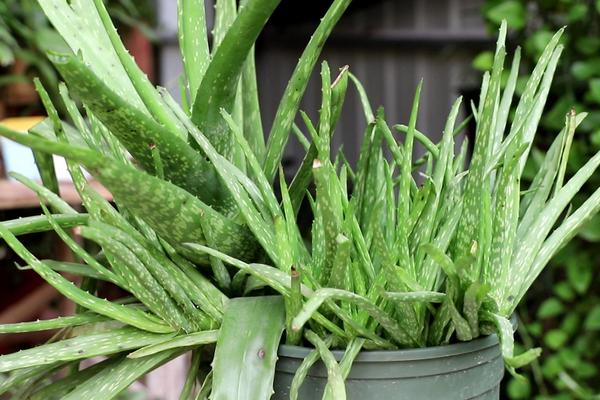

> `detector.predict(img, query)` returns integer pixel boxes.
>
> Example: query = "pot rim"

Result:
[279,332,500,362]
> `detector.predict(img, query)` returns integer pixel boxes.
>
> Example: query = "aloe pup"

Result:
[0,0,599,398]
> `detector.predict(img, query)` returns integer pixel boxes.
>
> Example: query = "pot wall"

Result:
[273,334,504,400]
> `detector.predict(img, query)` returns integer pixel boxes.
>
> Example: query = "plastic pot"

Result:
[273,334,504,399]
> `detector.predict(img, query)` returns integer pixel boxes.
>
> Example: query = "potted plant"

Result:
[0,0,599,399]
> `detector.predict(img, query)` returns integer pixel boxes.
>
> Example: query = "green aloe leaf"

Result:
[1,213,88,236]
[38,0,146,110]
[0,313,107,333]
[49,52,223,206]
[0,327,174,372]
[178,0,210,105]
[263,0,353,181]
[128,330,219,358]
[454,22,506,262]
[0,221,172,333]
[0,125,258,263]
[191,0,281,157]
[211,297,285,400]
[292,288,418,346]
[61,351,182,400]
[305,330,346,400]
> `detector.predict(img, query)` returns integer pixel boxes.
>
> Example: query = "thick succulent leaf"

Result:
[81,225,195,332]
[514,184,600,310]
[304,330,346,400]
[1,213,88,236]
[289,337,334,400]
[39,0,145,110]
[191,0,281,156]
[178,0,210,103]
[263,0,353,181]
[0,327,174,372]
[292,288,419,346]
[211,297,285,400]
[0,221,172,333]
[508,148,600,311]
[91,0,184,134]
[453,23,506,260]
[0,126,258,263]
[62,351,181,400]
[384,291,446,303]
[128,330,219,358]
[242,46,266,161]
[49,52,224,206]
[0,313,107,333]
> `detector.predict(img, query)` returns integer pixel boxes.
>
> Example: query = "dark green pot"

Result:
[273,334,504,399]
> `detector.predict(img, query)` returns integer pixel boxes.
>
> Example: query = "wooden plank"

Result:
[0,180,112,210]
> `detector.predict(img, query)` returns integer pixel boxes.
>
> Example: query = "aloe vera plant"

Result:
[0,0,599,398]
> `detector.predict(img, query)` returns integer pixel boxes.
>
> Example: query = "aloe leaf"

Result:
[241,44,266,162]
[185,243,314,297]
[49,53,223,205]
[91,0,183,134]
[447,296,472,341]
[0,327,174,372]
[327,234,352,289]
[290,336,334,400]
[292,288,418,346]
[211,297,285,400]
[491,47,521,154]
[1,213,88,236]
[179,350,202,400]
[348,72,374,122]
[384,291,446,303]
[462,282,489,337]
[191,0,281,156]
[36,260,115,282]
[486,142,527,305]
[410,97,461,262]
[509,29,564,145]
[263,0,352,181]
[58,83,103,150]
[194,371,213,400]
[330,65,349,131]
[61,350,182,400]
[29,358,119,400]
[40,206,121,285]
[0,363,64,396]
[90,221,210,326]
[508,148,600,310]
[516,115,586,237]
[514,184,600,310]
[0,222,172,333]
[554,110,577,195]
[2,127,257,262]
[39,0,146,110]
[0,313,106,333]
[224,109,280,216]
[305,330,346,400]
[80,225,194,332]
[177,0,210,105]
[128,330,219,358]
[454,22,506,260]
[213,0,237,50]
[10,172,77,214]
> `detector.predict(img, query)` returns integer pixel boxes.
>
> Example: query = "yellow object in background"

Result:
[0,116,45,132]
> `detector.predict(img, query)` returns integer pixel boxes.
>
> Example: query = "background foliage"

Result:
[478,1,600,398]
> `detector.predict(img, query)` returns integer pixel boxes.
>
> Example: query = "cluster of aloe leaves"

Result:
[0,0,600,398]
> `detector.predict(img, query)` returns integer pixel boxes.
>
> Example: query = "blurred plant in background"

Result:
[477,1,600,399]
[0,0,155,116]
